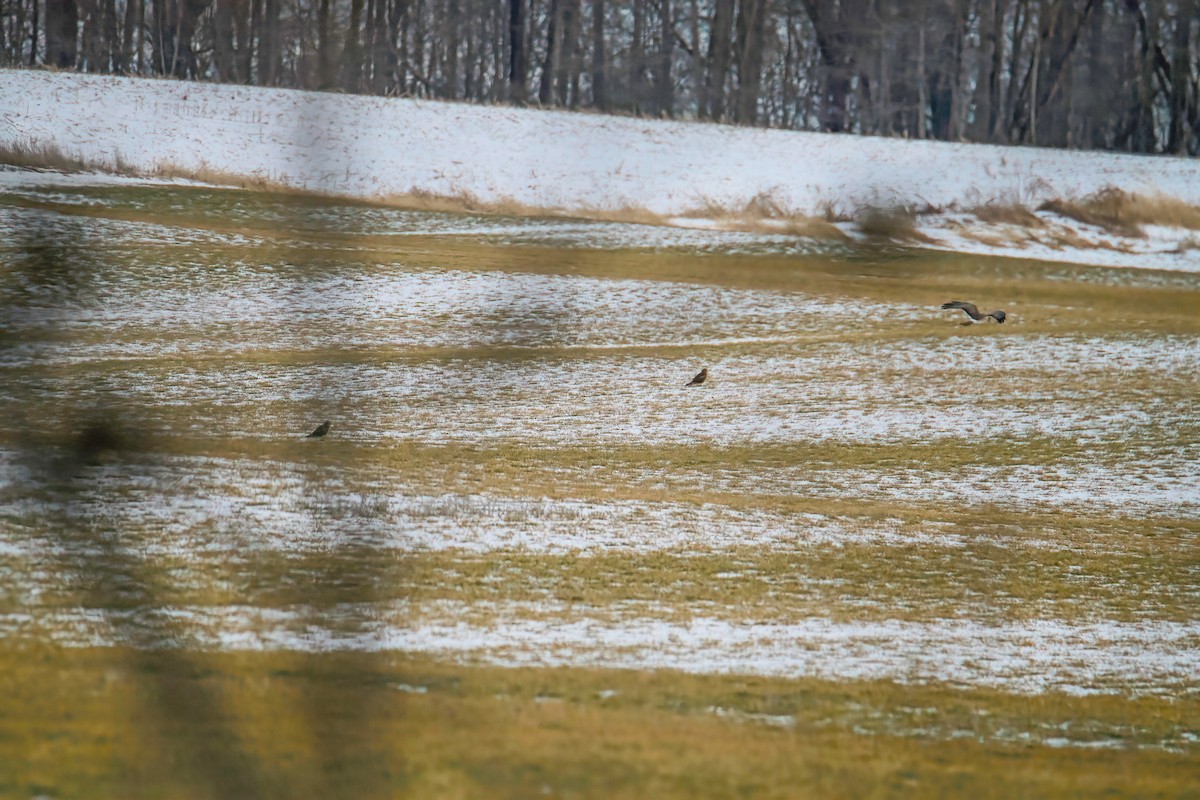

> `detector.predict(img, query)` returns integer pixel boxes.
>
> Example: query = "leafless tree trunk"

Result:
[369,0,390,93]
[28,0,40,66]
[311,0,331,88]
[559,0,582,106]
[917,21,927,137]
[591,0,608,110]
[259,0,279,84]
[733,0,768,124]
[657,0,673,115]
[44,0,79,67]
[342,0,364,91]
[801,0,864,132]
[508,0,527,102]
[214,0,236,81]
[705,0,734,119]
[538,0,562,103]
[102,0,118,71]
[630,0,646,111]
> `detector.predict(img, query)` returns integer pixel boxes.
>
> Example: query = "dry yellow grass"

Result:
[113,535,1194,626]
[0,141,94,173]
[3,647,1197,800]
[855,205,939,244]
[678,194,849,238]
[972,202,1045,228]
[3,177,1199,800]
[1038,187,1200,238]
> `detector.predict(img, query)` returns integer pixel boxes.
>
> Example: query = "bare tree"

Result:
[0,0,1193,154]
[732,0,768,124]
[657,0,674,115]
[705,0,734,119]
[44,0,79,67]
[591,0,609,109]
[509,0,528,102]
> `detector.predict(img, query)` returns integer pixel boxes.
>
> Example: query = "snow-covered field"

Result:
[1,76,1199,717]
[3,68,1200,270]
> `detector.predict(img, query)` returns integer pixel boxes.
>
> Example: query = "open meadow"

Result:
[1,170,1198,798]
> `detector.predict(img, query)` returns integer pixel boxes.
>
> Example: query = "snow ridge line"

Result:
[5,68,1200,227]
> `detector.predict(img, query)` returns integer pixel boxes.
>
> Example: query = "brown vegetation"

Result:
[855,205,937,244]
[972,203,1045,228]
[4,648,1199,800]
[1039,188,1200,238]
[679,193,849,239]
[3,182,1200,799]
[0,142,92,173]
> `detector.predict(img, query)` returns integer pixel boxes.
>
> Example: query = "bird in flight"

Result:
[941,301,1007,324]
[686,368,708,386]
[306,421,331,438]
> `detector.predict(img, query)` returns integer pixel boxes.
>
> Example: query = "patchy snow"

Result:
[2,84,1199,709]
[5,601,1197,697]
[716,461,1200,518]
[6,341,1195,453]
[0,449,1017,558]
[0,440,1189,579]
[922,211,1200,272]
[0,163,210,190]
[376,612,1200,697]
[3,69,1200,270]
[2,227,1194,455]
[0,264,918,356]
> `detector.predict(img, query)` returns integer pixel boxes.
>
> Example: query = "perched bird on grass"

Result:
[941,301,1007,325]
[686,368,708,386]
[306,421,331,438]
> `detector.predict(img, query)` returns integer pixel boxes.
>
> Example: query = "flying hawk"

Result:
[306,421,331,438]
[686,368,708,386]
[941,301,1007,324]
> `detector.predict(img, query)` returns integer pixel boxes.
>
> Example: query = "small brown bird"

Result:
[685,368,708,387]
[306,421,331,438]
[941,301,1007,325]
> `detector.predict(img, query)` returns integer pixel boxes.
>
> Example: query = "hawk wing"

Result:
[941,301,982,320]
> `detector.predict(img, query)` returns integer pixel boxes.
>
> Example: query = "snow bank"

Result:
[5,69,1200,216]
[3,68,1200,269]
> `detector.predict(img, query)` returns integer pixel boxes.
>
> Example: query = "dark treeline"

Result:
[2,0,1197,154]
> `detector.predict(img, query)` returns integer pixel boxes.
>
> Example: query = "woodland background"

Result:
[1,0,1197,154]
